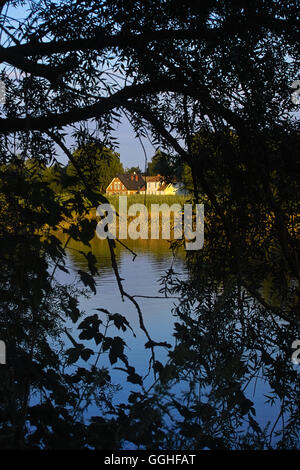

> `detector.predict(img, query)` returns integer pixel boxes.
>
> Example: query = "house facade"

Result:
[106,173,188,196]
[106,173,146,195]
[144,175,164,194]
[163,182,189,195]
[145,176,188,195]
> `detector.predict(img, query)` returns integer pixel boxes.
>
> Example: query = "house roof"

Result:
[145,175,162,182]
[117,173,146,190]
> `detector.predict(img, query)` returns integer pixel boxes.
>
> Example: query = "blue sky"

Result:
[56,118,157,169]
[103,118,157,170]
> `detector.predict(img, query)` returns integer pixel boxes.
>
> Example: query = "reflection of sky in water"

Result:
[54,238,297,448]
[55,238,186,396]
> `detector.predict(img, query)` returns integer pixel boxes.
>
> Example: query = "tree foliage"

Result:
[66,144,124,194]
[0,0,299,450]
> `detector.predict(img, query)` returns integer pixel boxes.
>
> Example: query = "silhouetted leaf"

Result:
[78,270,96,294]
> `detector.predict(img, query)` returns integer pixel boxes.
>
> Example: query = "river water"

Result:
[54,233,299,448]
[55,235,187,402]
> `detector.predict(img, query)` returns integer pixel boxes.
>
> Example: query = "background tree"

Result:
[124,165,142,174]
[66,144,124,194]
[42,162,65,195]
[147,150,176,178]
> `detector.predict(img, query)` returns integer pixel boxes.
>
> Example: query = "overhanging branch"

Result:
[0,79,246,133]
[2,16,296,59]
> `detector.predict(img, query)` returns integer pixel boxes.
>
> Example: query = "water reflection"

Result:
[56,232,299,449]
[161,260,300,449]
[55,233,187,400]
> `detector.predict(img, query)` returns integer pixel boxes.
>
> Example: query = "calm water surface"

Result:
[54,234,297,446]
[56,235,187,401]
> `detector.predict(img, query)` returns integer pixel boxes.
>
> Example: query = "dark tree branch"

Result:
[2,16,297,59]
[0,79,246,133]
